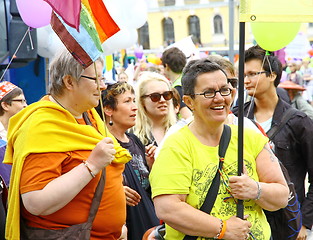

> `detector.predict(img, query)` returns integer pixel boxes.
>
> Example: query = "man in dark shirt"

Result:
[232,45,313,239]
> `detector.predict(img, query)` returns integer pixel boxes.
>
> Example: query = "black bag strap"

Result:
[87,168,106,223]
[183,125,231,240]
[266,107,296,140]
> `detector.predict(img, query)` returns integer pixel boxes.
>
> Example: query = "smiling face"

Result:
[75,60,106,111]
[111,90,137,130]
[142,80,172,120]
[185,70,232,125]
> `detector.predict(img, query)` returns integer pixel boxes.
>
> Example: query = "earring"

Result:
[109,116,113,126]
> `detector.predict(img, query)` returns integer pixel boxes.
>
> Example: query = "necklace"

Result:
[50,95,67,110]
[50,95,94,127]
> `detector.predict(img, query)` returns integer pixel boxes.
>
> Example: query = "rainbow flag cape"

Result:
[46,0,120,68]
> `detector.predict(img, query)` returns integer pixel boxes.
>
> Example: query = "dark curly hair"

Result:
[95,82,134,120]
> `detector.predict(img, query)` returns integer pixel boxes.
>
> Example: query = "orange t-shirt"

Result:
[20,115,126,240]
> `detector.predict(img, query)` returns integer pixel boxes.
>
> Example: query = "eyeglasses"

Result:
[11,99,27,103]
[192,87,232,98]
[142,91,173,102]
[81,75,105,82]
[244,71,267,79]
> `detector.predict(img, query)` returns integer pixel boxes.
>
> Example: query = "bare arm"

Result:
[229,143,289,211]
[21,137,116,215]
[154,194,251,240]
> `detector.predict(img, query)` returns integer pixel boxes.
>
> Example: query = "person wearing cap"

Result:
[0,81,27,141]
[0,81,27,185]
[278,80,313,120]
[0,81,26,240]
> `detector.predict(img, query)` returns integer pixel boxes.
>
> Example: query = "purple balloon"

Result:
[134,48,144,59]
[16,0,52,28]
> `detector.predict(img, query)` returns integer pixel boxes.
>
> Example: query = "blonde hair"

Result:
[134,71,176,145]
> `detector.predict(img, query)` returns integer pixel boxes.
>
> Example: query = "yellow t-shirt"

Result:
[150,124,270,240]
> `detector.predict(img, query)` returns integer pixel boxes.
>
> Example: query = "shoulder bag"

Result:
[20,169,106,240]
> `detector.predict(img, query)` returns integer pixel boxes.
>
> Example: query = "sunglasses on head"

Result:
[142,91,173,102]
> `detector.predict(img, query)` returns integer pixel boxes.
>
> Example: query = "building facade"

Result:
[138,0,313,54]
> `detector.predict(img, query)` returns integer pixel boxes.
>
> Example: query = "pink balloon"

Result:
[16,0,52,28]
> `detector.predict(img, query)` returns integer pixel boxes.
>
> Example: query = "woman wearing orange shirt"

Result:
[4,49,131,240]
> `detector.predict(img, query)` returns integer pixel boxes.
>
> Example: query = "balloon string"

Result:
[28,28,34,50]
[0,27,30,82]
[265,55,273,74]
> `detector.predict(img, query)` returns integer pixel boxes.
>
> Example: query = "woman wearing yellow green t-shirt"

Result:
[150,59,289,240]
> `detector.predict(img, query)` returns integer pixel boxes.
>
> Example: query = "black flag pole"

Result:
[237,21,245,219]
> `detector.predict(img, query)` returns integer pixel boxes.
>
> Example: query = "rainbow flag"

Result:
[47,0,120,68]
[44,0,81,30]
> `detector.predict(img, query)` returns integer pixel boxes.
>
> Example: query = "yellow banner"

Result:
[240,0,313,22]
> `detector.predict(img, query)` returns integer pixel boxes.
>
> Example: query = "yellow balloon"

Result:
[147,54,157,64]
[251,22,301,51]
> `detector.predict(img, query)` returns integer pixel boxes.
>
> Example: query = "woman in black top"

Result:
[95,82,159,240]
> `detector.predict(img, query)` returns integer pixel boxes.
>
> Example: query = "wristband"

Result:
[83,161,96,178]
[214,219,226,239]
[218,220,226,239]
[254,181,262,200]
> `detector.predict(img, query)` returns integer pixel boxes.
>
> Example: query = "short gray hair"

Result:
[49,49,104,96]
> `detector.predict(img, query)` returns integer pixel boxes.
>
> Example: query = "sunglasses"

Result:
[142,91,173,102]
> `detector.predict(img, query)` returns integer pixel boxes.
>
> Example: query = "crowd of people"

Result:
[0,45,312,240]
[282,57,313,107]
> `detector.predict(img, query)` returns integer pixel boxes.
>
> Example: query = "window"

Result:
[188,15,201,46]
[213,15,223,34]
[309,23,313,28]
[138,22,150,49]
[162,17,175,46]
[164,0,175,6]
